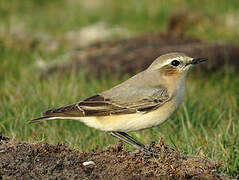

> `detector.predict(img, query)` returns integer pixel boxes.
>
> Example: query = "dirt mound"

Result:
[0,135,231,179]
[39,33,239,78]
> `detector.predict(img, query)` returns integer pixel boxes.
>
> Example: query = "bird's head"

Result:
[148,52,207,77]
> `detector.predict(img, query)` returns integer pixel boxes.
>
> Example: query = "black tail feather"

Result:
[29,116,53,124]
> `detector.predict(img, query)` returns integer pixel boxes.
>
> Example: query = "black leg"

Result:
[108,131,142,149]
[117,132,145,148]
[107,131,153,154]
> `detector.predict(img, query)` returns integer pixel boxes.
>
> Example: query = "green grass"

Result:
[0,0,239,177]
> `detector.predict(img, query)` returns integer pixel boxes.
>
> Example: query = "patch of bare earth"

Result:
[0,135,232,179]
[38,32,239,79]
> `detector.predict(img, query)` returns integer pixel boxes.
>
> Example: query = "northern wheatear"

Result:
[30,52,207,154]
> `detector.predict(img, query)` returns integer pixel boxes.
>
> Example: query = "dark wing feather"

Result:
[30,70,172,123]
[42,88,170,118]
[43,94,136,117]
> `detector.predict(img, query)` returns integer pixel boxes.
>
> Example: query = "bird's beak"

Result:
[186,58,208,66]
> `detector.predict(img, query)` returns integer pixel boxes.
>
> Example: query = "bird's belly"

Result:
[80,100,179,132]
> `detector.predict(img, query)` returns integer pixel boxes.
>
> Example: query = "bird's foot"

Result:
[144,141,160,156]
[128,146,159,157]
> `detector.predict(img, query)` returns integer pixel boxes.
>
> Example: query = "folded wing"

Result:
[30,86,171,123]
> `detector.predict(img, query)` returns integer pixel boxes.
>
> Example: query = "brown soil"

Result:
[39,32,239,78]
[0,135,232,179]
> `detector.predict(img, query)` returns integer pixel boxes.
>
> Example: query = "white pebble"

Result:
[82,161,95,166]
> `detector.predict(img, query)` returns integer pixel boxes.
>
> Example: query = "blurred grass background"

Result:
[0,0,239,177]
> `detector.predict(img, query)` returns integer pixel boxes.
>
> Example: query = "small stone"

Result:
[82,161,95,166]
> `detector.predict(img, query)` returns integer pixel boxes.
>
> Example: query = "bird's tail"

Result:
[29,103,82,123]
[29,115,84,123]
[29,116,56,123]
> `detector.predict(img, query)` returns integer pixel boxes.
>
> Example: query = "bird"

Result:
[30,52,207,154]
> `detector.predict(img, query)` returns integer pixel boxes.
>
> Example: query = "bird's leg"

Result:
[108,131,142,149]
[117,132,145,148]
[107,131,153,155]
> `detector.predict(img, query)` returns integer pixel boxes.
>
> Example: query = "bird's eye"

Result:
[171,60,180,66]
